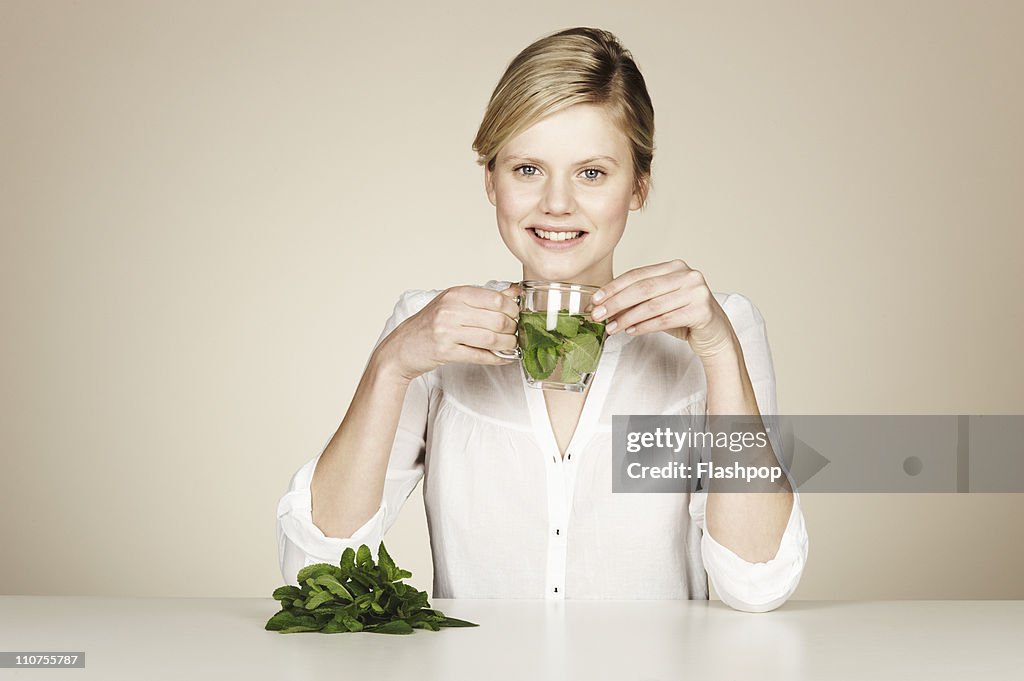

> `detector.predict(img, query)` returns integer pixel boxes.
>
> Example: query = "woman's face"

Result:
[484,103,646,286]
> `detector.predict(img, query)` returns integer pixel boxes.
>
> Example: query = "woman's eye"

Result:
[515,165,539,177]
[581,168,605,181]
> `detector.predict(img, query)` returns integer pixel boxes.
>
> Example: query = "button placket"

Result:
[545,450,568,599]
[522,335,627,601]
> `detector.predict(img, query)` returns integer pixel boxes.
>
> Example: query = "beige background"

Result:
[2,1,1022,599]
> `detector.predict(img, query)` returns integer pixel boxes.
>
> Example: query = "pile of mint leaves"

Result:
[519,310,606,383]
[266,542,477,634]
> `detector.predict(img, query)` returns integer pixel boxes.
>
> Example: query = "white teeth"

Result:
[535,229,582,241]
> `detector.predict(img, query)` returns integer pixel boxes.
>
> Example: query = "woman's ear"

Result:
[484,164,497,206]
[629,175,650,211]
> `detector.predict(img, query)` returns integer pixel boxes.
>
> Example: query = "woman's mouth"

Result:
[527,227,587,250]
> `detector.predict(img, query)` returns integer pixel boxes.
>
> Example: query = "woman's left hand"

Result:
[590,259,738,361]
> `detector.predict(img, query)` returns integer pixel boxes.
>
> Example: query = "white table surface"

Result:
[1,597,1021,680]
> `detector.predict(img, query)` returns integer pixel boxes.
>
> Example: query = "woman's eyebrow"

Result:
[505,155,620,167]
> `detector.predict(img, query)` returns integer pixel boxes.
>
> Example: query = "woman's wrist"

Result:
[700,340,761,416]
[369,339,419,387]
[696,328,743,370]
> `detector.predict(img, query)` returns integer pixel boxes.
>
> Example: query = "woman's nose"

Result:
[539,176,575,214]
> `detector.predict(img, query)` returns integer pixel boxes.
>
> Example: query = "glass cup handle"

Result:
[492,346,522,360]
[491,293,523,360]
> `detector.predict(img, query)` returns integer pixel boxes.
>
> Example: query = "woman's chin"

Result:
[524,267,588,284]
[517,247,600,283]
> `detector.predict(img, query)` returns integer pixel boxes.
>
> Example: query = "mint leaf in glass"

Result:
[554,313,580,337]
[523,346,553,381]
[562,332,602,377]
[537,345,559,375]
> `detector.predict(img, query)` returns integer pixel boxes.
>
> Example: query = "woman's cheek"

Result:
[503,186,538,216]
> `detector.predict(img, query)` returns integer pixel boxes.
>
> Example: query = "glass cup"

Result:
[492,280,609,393]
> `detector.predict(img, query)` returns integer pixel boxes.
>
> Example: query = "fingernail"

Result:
[593,290,605,303]
[606,320,618,333]
[592,306,606,320]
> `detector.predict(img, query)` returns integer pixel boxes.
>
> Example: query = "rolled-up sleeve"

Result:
[276,289,437,584]
[689,292,810,612]
[691,489,809,612]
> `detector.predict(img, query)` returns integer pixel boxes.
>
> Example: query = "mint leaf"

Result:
[341,615,363,632]
[272,586,302,602]
[439,616,480,627]
[561,364,581,384]
[314,574,353,600]
[366,620,414,635]
[296,563,341,584]
[562,332,601,377]
[265,610,300,631]
[538,345,559,374]
[304,590,334,610]
[519,311,551,330]
[555,312,580,337]
[340,547,356,575]
[268,611,319,633]
[346,579,369,597]
[348,570,376,590]
[377,541,396,578]
[523,347,553,381]
[280,623,322,634]
[520,313,559,344]
[321,619,346,633]
[411,619,441,631]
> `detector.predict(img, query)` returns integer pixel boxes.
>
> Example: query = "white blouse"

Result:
[277,280,809,612]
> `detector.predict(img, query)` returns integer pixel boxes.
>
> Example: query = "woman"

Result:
[277,27,808,612]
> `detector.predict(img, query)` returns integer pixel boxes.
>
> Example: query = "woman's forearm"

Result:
[309,339,415,539]
[702,345,793,563]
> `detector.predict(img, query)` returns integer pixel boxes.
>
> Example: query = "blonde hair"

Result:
[472,27,655,206]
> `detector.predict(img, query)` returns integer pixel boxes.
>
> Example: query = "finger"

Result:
[455,325,519,355]
[499,289,521,320]
[593,259,690,306]
[500,282,523,300]
[461,307,518,334]
[607,291,689,334]
[464,286,520,320]
[595,275,682,322]
[622,306,696,337]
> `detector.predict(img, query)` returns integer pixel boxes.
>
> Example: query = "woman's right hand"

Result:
[377,284,522,382]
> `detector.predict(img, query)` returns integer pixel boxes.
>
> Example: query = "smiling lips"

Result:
[533,228,583,241]
[527,226,587,249]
